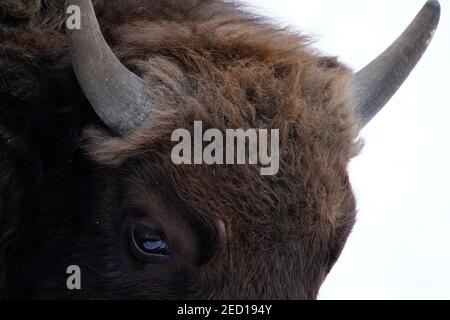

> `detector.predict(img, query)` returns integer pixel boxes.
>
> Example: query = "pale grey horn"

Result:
[350,0,441,128]
[65,0,152,135]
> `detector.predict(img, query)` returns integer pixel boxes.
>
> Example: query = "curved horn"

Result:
[350,0,440,128]
[65,0,152,135]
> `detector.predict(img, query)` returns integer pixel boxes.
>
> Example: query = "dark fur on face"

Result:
[0,0,360,299]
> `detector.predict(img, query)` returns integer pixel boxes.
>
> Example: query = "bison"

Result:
[0,0,440,299]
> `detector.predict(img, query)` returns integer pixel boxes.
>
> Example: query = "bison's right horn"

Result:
[350,0,441,128]
[65,0,152,135]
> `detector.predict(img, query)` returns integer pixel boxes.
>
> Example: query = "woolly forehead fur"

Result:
[1,0,361,298]
[81,0,361,219]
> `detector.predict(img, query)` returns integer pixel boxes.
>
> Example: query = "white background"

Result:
[242,0,450,299]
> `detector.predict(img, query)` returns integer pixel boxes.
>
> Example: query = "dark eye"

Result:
[130,224,171,262]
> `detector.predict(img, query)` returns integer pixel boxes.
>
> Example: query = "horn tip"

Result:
[425,0,441,19]
[424,0,441,37]
[426,0,440,10]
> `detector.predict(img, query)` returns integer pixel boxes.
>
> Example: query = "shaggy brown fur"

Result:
[0,0,360,299]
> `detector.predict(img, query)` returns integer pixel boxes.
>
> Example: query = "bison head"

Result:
[0,0,440,299]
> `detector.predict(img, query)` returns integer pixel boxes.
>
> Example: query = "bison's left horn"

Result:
[65,0,152,135]
[350,0,440,128]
